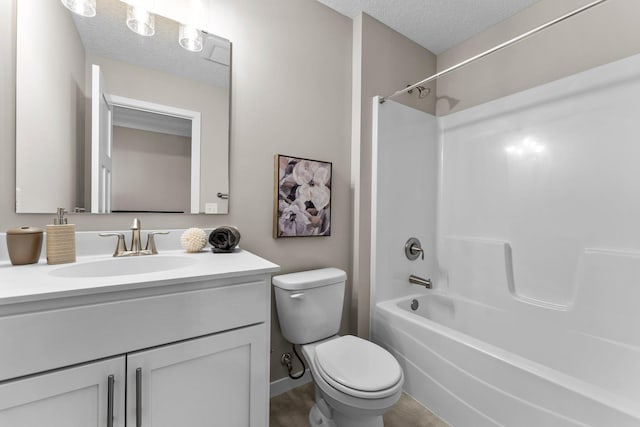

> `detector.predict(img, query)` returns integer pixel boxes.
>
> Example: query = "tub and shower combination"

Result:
[372,235,640,426]
[370,22,640,426]
[374,286,640,426]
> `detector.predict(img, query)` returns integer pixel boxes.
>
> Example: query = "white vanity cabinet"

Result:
[0,249,279,427]
[0,325,266,427]
[127,324,266,427]
[0,356,126,427]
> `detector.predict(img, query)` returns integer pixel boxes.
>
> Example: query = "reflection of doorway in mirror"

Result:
[90,71,202,214]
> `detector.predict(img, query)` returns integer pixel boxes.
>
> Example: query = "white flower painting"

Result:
[274,155,332,238]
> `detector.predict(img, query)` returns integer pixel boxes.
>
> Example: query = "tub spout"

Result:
[409,275,432,289]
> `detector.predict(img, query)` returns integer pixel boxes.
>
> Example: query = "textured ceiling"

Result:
[70,0,541,84]
[315,0,541,54]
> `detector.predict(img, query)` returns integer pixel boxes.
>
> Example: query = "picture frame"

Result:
[274,154,332,238]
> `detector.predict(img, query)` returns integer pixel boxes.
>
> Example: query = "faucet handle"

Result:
[145,231,169,255]
[405,237,425,260]
[99,233,127,257]
[410,244,425,260]
[130,218,141,230]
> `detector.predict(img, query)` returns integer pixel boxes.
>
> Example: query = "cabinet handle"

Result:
[107,375,115,427]
[136,368,142,427]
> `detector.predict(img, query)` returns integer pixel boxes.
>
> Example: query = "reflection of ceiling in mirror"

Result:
[71,0,230,88]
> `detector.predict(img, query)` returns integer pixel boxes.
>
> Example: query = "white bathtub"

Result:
[373,292,640,427]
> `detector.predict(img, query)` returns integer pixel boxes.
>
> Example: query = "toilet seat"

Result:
[314,335,403,399]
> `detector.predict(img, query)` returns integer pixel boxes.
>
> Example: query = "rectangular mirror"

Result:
[16,0,230,214]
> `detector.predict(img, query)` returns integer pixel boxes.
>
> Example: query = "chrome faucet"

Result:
[100,218,169,257]
[409,275,432,289]
[130,218,143,254]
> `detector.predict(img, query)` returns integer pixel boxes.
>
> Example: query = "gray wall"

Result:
[0,0,352,382]
[437,0,640,115]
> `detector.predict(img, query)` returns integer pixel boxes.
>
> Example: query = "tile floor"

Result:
[270,382,449,427]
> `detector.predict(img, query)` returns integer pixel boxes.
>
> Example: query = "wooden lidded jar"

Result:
[6,226,44,265]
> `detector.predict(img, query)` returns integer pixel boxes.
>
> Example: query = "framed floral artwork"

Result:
[274,154,332,238]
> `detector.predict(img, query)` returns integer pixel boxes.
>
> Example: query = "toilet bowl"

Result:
[272,268,404,427]
[303,335,404,427]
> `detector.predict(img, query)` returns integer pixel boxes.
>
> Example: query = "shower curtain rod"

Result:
[379,0,610,104]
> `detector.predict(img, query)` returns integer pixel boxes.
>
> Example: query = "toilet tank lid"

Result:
[272,268,346,290]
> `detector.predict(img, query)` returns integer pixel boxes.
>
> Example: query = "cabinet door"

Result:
[0,356,125,427]
[127,324,267,427]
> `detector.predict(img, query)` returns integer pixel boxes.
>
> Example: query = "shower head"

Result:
[406,85,431,99]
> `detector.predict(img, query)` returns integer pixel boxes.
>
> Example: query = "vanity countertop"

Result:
[0,249,279,306]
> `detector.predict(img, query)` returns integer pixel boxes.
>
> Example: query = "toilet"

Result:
[272,268,404,427]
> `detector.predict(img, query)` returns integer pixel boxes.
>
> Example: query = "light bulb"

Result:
[126,5,155,36]
[179,24,203,52]
[60,0,96,17]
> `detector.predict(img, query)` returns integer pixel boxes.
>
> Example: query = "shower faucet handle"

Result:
[405,237,424,260]
[410,244,424,260]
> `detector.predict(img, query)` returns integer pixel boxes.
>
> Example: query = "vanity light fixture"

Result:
[179,24,203,52]
[60,0,96,17]
[126,5,155,36]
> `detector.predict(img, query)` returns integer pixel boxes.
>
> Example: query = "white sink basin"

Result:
[49,255,198,278]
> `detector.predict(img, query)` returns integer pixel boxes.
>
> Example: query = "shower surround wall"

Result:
[371,52,640,426]
[370,98,438,308]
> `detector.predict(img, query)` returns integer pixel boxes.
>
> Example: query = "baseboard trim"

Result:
[270,371,312,397]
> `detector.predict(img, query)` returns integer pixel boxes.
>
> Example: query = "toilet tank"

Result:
[272,268,347,344]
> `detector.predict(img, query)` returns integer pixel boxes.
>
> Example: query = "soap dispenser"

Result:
[46,208,76,265]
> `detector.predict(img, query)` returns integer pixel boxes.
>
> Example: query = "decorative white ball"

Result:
[180,228,207,253]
